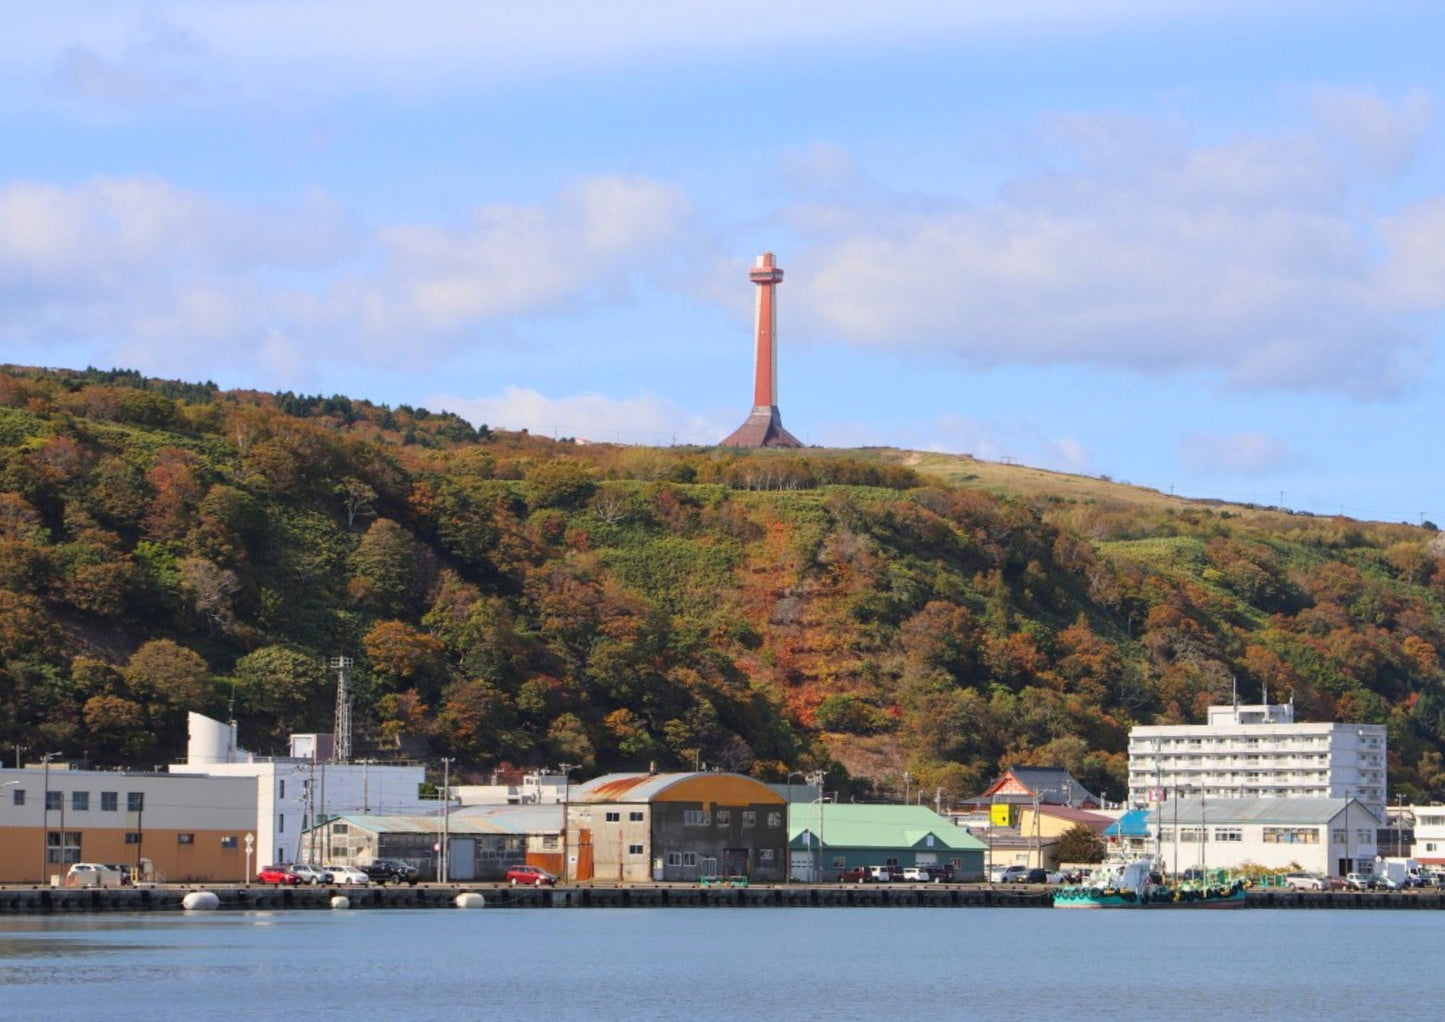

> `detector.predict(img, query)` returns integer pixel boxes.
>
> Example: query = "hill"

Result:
[2,364,1443,802]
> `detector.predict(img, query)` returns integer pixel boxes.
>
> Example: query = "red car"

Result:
[505,865,557,887]
[256,865,303,885]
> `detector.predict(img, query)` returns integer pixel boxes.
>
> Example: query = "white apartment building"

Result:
[181,713,431,866]
[1128,702,1387,820]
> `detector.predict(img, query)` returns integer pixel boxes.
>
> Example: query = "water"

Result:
[0,907,1425,1021]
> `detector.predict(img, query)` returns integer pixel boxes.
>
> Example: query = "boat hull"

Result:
[1053,886,1247,909]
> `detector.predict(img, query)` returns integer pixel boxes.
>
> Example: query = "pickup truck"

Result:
[360,858,419,885]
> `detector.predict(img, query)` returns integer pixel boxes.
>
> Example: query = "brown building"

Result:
[566,772,787,883]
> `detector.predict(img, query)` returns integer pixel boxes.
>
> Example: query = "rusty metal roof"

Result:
[571,772,784,805]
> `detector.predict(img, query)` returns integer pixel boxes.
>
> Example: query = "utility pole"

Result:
[558,764,578,883]
[439,757,452,883]
[329,656,353,764]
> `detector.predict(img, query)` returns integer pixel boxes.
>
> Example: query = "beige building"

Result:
[0,765,256,884]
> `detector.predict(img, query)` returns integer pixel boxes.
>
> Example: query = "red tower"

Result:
[720,252,802,448]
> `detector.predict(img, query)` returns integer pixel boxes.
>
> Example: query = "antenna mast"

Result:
[330,656,353,763]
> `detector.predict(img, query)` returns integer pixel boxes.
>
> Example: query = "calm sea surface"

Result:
[0,905,1427,1021]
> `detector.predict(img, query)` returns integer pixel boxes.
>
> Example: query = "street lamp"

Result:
[806,770,826,883]
[39,753,59,885]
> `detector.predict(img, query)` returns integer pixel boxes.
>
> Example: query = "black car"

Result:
[360,858,419,885]
[1024,868,1049,884]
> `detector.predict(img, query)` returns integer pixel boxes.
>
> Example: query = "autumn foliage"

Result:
[2,365,1444,802]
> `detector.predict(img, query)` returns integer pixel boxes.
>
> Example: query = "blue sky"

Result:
[3,2,1444,522]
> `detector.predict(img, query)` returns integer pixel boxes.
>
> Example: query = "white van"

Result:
[65,863,125,888]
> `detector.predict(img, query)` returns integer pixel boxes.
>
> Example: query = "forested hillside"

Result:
[2,365,1444,802]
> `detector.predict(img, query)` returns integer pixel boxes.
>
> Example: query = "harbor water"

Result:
[0,906,1424,1021]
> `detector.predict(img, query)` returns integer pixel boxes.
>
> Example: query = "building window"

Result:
[178,834,195,845]
[46,791,62,811]
[666,852,682,866]
[767,812,782,828]
[101,792,118,812]
[1332,829,1348,843]
[759,849,775,863]
[127,792,144,812]
[742,811,756,828]
[125,833,140,845]
[278,780,285,799]
[605,811,620,822]
[221,836,238,849]
[629,811,644,822]
[333,823,349,835]
[682,852,698,867]
[1263,827,1319,844]
[278,815,285,833]
[71,791,89,811]
[831,856,846,869]
[1214,828,1242,842]
[684,810,711,826]
[627,844,644,856]
[10,788,22,806]
[715,810,730,826]
[542,835,559,850]
[47,831,81,864]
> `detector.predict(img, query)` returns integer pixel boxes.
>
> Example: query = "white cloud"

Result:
[813,412,1093,474]
[1179,432,1300,477]
[434,386,725,445]
[0,173,691,379]
[785,93,1437,398]
[352,177,690,347]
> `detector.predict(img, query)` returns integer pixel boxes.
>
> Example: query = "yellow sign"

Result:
[990,803,1013,827]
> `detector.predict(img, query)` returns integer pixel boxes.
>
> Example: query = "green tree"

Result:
[1055,822,1106,864]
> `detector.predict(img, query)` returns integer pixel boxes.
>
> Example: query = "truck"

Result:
[1380,857,1432,888]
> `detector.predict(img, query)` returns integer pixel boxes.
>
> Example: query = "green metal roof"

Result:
[787,804,986,851]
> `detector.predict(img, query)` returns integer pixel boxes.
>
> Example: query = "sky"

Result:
[3,2,1444,523]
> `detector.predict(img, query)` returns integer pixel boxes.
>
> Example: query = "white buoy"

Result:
[454,892,485,909]
[330,895,350,910]
[182,891,219,911]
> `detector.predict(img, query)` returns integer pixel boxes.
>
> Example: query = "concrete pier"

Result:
[4,884,1445,915]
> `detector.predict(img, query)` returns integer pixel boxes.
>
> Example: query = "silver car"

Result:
[290,864,331,885]
[324,864,371,886]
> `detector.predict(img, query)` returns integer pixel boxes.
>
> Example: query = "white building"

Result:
[1128,701,1387,820]
[453,772,569,805]
[1410,805,1445,868]
[0,764,255,884]
[180,713,430,866]
[1146,797,1379,877]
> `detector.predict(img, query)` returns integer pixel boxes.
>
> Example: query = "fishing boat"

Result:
[1052,860,1247,909]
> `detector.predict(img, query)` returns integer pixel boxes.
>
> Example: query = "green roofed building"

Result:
[787,804,985,883]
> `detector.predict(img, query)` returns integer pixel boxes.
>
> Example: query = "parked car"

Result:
[505,864,557,887]
[360,858,419,885]
[65,863,126,888]
[867,865,899,883]
[256,864,303,886]
[1344,872,1376,891]
[838,867,870,883]
[1283,872,1327,891]
[990,865,1030,884]
[924,864,956,883]
[1023,868,1049,884]
[324,865,371,886]
[900,866,931,882]
[289,864,331,885]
